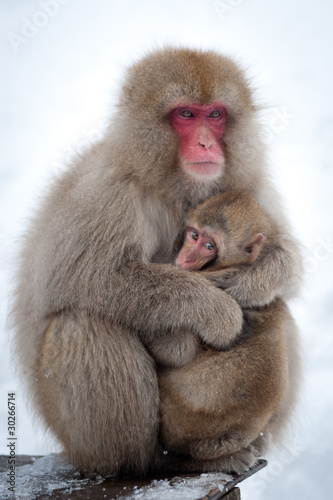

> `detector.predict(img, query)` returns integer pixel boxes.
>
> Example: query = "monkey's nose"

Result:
[198,137,213,149]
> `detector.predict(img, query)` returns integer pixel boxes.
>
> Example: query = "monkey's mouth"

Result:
[185,161,223,179]
[193,161,217,164]
[188,161,221,167]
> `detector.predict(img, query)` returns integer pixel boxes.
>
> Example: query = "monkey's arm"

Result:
[108,261,243,350]
[204,240,302,308]
[33,186,243,351]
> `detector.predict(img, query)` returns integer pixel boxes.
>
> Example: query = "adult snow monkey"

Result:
[146,191,301,473]
[13,48,302,477]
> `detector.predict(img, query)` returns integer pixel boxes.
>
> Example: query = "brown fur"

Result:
[12,48,301,477]
[147,192,301,473]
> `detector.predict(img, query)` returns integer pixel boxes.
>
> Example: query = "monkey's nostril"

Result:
[198,139,212,149]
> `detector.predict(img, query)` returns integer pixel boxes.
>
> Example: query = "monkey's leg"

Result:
[159,330,287,474]
[158,413,264,475]
[36,311,159,477]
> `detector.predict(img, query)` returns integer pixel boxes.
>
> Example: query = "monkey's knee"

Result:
[148,330,199,368]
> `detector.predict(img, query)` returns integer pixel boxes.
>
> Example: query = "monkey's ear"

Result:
[244,233,265,263]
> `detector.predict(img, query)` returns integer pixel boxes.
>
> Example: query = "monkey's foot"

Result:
[197,448,259,475]
[189,435,247,461]
[156,446,259,476]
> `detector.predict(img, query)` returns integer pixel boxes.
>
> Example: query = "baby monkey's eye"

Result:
[190,230,199,240]
[204,242,215,251]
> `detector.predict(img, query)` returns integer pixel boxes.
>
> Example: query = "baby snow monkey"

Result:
[147,191,300,473]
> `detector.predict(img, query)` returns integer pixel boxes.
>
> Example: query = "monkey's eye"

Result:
[209,110,221,118]
[190,230,199,240]
[204,242,215,251]
[179,110,194,118]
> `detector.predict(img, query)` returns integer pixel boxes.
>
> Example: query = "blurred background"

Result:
[1,1,332,498]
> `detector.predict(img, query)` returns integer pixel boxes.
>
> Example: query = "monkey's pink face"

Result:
[176,227,219,271]
[169,103,227,180]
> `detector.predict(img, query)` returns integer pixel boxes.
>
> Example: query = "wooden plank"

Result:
[199,486,240,500]
[0,455,266,499]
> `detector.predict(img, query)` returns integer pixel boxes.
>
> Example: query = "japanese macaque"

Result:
[12,48,302,477]
[177,190,270,273]
[146,190,279,368]
[146,191,300,471]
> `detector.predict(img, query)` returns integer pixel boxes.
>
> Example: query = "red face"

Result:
[175,227,218,271]
[169,102,227,180]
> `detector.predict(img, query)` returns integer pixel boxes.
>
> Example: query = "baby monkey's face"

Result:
[175,226,221,271]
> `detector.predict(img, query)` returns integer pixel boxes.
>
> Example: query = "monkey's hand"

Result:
[203,268,240,290]
[112,262,243,350]
[206,241,302,308]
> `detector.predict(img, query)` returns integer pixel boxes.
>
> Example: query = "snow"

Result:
[1,1,333,499]
[0,453,234,500]
[0,453,103,499]
[117,472,232,500]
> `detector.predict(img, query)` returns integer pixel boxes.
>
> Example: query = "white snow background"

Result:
[1,1,333,498]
